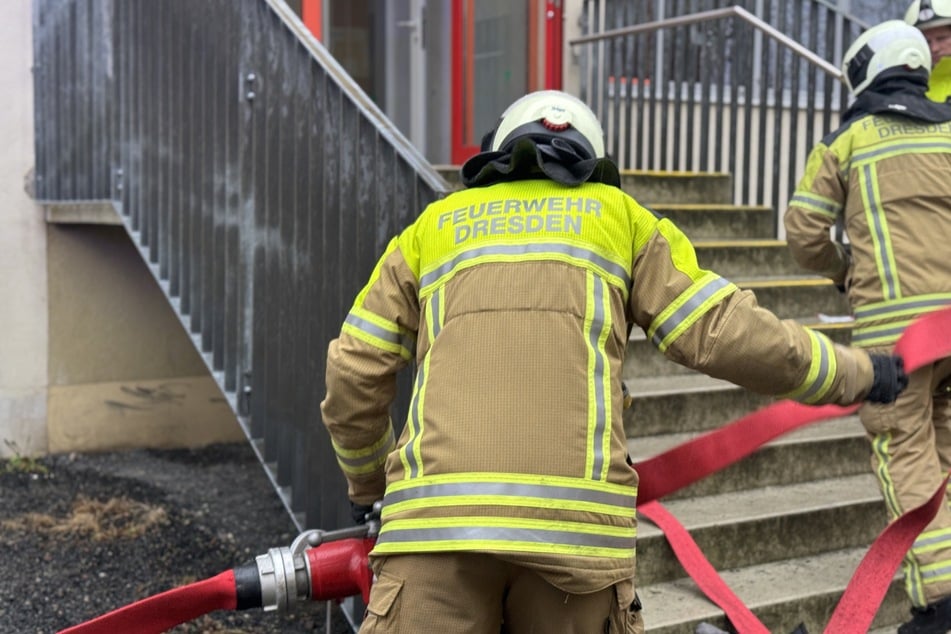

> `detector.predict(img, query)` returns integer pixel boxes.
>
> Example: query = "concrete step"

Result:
[629,416,871,500]
[651,204,776,241]
[623,375,769,436]
[635,474,885,586]
[431,164,463,190]
[623,322,853,380]
[737,277,851,321]
[624,374,864,436]
[638,547,910,634]
[622,170,733,206]
[693,240,802,278]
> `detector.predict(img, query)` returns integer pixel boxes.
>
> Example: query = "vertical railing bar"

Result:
[156,2,170,281]
[713,18,726,174]
[767,0,783,212]
[210,8,228,374]
[750,3,767,208]
[608,0,622,163]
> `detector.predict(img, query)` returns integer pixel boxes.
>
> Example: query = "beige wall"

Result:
[0,2,48,458]
[0,4,243,458]
[45,224,244,453]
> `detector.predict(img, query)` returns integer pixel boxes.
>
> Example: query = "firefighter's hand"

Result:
[350,501,376,525]
[866,354,908,404]
[835,243,852,294]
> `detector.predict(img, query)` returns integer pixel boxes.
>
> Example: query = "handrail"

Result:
[264,0,449,195]
[568,5,843,80]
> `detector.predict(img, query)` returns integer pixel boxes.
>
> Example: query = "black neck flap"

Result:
[460,137,621,189]
[842,69,951,125]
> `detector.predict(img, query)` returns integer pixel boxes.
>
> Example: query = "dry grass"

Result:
[1,495,169,540]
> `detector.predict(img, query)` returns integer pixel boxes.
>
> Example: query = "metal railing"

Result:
[32,0,452,532]
[572,0,865,217]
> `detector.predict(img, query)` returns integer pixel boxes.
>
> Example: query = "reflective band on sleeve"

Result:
[779,329,836,404]
[332,425,396,477]
[790,192,841,218]
[342,310,416,361]
[648,273,736,352]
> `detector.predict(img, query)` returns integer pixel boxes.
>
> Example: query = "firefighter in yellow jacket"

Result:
[784,21,951,634]
[906,0,951,102]
[322,90,907,634]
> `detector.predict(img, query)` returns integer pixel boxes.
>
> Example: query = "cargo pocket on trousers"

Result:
[608,580,644,634]
[362,569,403,631]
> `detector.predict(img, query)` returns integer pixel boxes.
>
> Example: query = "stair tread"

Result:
[629,314,853,344]
[693,239,787,247]
[626,373,739,397]
[637,472,879,538]
[733,275,834,287]
[650,203,772,211]
[629,414,864,461]
[638,546,898,629]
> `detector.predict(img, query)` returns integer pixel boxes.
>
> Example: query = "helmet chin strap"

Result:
[460,137,620,189]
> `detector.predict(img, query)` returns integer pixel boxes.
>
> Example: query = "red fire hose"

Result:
[59,306,951,634]
[58,522,378,634]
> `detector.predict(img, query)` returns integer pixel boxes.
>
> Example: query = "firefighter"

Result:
[321,90,906,634]
[906,0,951,101]
[784,20,951,634]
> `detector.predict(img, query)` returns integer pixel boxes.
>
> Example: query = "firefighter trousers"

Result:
[860,355,951,607]
[358,552,644,634]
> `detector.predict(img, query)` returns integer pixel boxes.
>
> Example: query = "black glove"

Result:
[866,354,908,404]
[835,243,852,294]
[350,501,375,525]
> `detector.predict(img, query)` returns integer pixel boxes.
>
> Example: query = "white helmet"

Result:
[486,90,606,160]
[905,0,951,31]
[842,20,931,95]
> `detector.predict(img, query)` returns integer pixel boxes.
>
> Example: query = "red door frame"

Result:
[545,1,563,90]
[450,0,478,164]
[450,0,563,165]
[301,0,322,41]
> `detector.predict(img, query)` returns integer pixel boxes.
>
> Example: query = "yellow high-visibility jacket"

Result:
[785,113,951,349]
[322,178,873,595]
[928,57,951,103]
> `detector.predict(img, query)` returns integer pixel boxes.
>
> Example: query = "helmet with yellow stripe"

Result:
[905,0,951,31]
[841,20,931,95]
[485,90,606,160]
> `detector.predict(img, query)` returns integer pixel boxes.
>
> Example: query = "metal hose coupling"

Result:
[235,501,381,612]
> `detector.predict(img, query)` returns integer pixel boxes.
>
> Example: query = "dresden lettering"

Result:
[863,116,951,138]
[437,197,602,245]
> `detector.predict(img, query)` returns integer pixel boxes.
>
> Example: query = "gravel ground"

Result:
[0,442,355,634]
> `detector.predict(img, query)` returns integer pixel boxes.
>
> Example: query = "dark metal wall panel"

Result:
[32,0,452,532]
[33,0,114,200]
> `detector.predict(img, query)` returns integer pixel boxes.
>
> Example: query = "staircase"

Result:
[437,166,909,634]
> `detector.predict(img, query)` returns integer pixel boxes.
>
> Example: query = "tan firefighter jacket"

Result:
[321,178,874,595]
[785,113,951,348]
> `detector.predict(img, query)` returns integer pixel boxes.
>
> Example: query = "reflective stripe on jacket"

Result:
[323,178,873,594]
